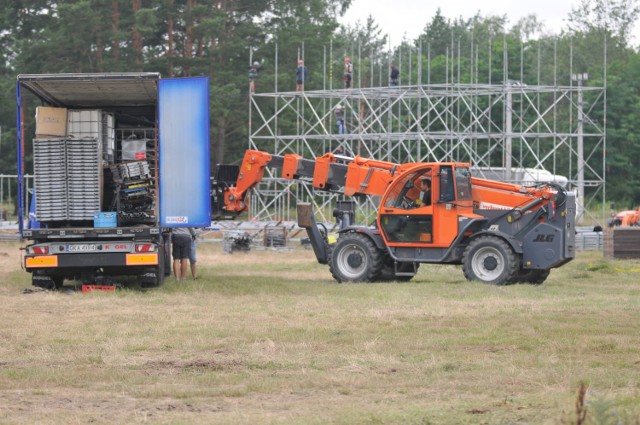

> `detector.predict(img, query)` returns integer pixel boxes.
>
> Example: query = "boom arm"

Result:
[221,150,408,215]
[218,149,566,222]
[470,176,566,221]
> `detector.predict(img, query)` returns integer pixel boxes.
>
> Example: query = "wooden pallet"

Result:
[604,227,640,259]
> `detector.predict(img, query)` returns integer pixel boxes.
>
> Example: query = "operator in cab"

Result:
[416,177,431,206]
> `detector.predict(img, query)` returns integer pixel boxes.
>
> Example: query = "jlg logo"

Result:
[533,234,555,243]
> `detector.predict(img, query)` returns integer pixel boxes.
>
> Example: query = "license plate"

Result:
[67,244,97,252]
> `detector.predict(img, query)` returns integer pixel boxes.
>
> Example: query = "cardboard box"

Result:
[35,106,68,137]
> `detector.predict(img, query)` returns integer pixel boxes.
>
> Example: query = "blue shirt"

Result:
[296,65,307,81]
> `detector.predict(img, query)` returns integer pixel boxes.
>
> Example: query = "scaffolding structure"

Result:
[247,40,606,225]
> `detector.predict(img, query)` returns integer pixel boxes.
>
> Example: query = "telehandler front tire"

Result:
[462,236,519,285]
[328,233,384,283]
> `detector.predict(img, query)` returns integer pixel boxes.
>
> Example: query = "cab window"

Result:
[384,169,432,210]
[384,172,417,208]
[439,166,455,203]
[380,215,433,243]
[455,167,472,201]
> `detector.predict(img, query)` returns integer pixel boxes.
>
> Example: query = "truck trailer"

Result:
[17,73,211,288]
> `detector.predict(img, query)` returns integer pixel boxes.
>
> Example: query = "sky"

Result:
[338,0,636,46]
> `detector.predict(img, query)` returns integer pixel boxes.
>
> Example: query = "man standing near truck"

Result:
[172,227,196,282]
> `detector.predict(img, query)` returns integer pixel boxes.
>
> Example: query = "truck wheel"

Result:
[163,235,172,276]
[517,269,550,285]
[462,236,519,285]
[51,276,64,289]
[157,248,166,286]
[328,233,384,282]
[140,251,165,289]
[32,274,63,290]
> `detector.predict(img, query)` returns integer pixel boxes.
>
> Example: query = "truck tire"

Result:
[155,247,166,287]
[52,276,64,289]
[32,274,63,290]
[517,269,550,285]
[163,235,172,276]
[157,248,166,286]
[140,249,165,288]
[462,236,519,285]
[328,233,384,282]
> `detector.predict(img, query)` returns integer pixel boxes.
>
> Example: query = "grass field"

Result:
[0,241,639,424]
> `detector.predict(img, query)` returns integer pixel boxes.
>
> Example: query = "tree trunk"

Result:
[184,0,195,75]
[90,0,103,71]
[216,117,225,165]
[95,5,104,72]
[132,0,143,69]
[196,18,204,58]
[167,0,174,76]
[111,0,120,62]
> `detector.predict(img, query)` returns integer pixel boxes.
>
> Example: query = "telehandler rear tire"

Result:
[516,269,550,285]
[462,236,519,285]
[328,233,384,282]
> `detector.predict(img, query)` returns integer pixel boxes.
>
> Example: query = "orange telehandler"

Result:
[212,150,576,285]
[608,207,640,227]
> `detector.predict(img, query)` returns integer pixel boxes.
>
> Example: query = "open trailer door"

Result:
[158,76,211,227]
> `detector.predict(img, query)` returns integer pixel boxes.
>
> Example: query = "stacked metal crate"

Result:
[33,138,68,221]
[33,138,102,223]
[32,110,116,224]
[66,138,102,220]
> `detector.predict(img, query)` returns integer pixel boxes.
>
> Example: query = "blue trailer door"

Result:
[158,77,211,227]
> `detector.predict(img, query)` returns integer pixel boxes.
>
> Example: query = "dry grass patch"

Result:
[0,242,639,424]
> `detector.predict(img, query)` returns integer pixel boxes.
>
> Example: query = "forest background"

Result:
[1,0,640,209]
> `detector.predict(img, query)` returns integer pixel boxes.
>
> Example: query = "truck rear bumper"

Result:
[25,252,158,270]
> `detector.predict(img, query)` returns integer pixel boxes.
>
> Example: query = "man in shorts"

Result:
[172,227,196,281]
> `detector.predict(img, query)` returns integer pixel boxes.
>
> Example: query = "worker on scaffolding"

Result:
[390,63,399,86]
[248,61,260,93]
[344,57,353,89]
[334,103,347,135]
[296,59,307,92]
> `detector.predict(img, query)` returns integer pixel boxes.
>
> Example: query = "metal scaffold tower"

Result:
[247,39,606,225]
